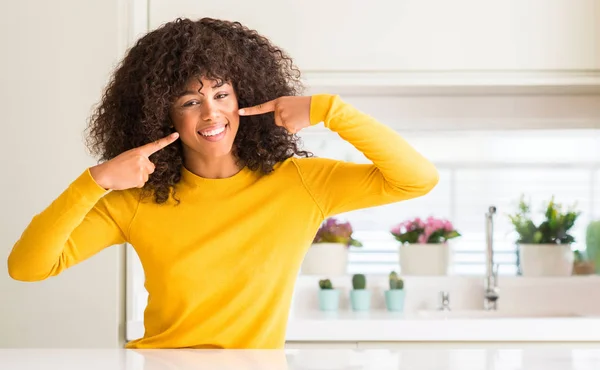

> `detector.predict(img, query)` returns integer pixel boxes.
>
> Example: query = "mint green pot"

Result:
[385,290,406,311]
[350,289,371,311]
[318,289,340,311]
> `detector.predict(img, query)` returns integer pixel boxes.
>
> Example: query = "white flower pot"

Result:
[399,243,449,275]
[519,244,574,276]
[301,243,348,275]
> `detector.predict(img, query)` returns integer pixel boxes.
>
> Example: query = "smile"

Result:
[197,124,229,142]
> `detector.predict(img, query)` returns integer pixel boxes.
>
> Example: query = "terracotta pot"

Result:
[573,261,596,275]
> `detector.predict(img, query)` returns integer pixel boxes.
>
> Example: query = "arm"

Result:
[294,94,439,218]
[7,169,139,281]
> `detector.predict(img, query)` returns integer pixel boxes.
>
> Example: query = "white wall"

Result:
[0,0,130,348]
[149,0,600,72]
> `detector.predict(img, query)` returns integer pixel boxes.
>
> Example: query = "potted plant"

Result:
[390,216,460,275]
[573,250,595,275]
[349,274,370,311]
[586,221,600,274]
[301,217,362,275]
[508,195,580,276]
[318,279,340,311]
[385,271,405,311]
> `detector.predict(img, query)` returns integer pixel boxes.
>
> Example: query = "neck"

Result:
[183,152,242,179]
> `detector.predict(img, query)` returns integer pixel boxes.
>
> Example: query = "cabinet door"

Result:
[149,0,599,72]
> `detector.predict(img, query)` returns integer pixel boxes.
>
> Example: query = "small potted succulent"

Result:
[390,216,460,275]
[385,271,405,311]
[318,279,340,311]
[573,250,595,275]
[301,217,362,275]
[509,195,580,276]
[349,274,370,311]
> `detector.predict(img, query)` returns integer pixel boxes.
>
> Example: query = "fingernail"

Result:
[238,109,245,115]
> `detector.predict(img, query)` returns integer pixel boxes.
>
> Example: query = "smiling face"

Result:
[170,76,239,161]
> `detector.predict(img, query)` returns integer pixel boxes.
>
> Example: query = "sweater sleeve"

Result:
[7,169,139,282]
[293,94,439,218]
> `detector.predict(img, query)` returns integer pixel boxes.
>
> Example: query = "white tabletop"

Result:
[2,347,600,370]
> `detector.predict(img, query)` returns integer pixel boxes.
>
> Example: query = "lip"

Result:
[197,123,229,142]
[197,123,227,135]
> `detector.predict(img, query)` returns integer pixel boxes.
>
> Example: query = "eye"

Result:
[216,93,228,99]
[183,100,199,107]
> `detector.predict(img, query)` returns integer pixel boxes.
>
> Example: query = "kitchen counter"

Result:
[127,312,600,343]
[2,347,600,369]
[284,310,600,342]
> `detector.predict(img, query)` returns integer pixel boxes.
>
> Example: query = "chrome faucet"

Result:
[484,206,499,310]
[438,291,451,311]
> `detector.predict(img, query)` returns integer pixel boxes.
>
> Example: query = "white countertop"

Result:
[127,275,600,343]
[2,347,600,369]
[284,310,600,342]
[127,311,600,343]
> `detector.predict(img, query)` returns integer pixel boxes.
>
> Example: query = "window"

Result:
[298,128,600,276]
[126,127,600,327]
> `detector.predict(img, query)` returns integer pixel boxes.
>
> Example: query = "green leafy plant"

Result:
[388,271,404,290]
[508,195,580,245]
[352,274,366,290]
[313,217,362,247]
[319,279,333,290]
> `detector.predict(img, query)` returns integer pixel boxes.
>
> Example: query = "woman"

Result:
[7,17,439,349]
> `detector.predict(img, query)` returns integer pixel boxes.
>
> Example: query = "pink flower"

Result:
[426,216,443,231]
[391,216,460,245]
[422,225,436,243]
[313,217,362,247]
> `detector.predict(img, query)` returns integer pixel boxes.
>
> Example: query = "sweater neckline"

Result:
[180,165,258,188]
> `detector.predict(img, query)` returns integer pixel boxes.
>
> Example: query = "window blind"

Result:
[299,128,599,276]
[343,164,594,276]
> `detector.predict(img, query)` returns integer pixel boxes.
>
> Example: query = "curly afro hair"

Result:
[85,17,312,204]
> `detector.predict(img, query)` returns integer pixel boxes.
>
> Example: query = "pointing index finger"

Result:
[140,132,179,156]
[238,99,276,116]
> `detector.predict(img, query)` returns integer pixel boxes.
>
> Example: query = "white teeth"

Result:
[199,126,226,137]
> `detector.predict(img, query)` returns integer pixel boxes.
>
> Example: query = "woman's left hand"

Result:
[238,96,312,134]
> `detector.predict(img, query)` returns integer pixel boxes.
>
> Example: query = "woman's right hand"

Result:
[89,132,179,191]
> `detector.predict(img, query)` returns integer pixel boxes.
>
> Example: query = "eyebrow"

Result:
[176,81,228,98]
[177,90,200,98]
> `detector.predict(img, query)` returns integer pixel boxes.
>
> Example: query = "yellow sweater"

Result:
[7,94,438,349]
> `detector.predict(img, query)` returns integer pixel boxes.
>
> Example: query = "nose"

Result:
[200,99,220,122]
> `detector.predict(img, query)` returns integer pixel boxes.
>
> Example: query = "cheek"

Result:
[223,100,240,128]
[172,110,198,132]
[221,99,238,115]
[229,114,240,132]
